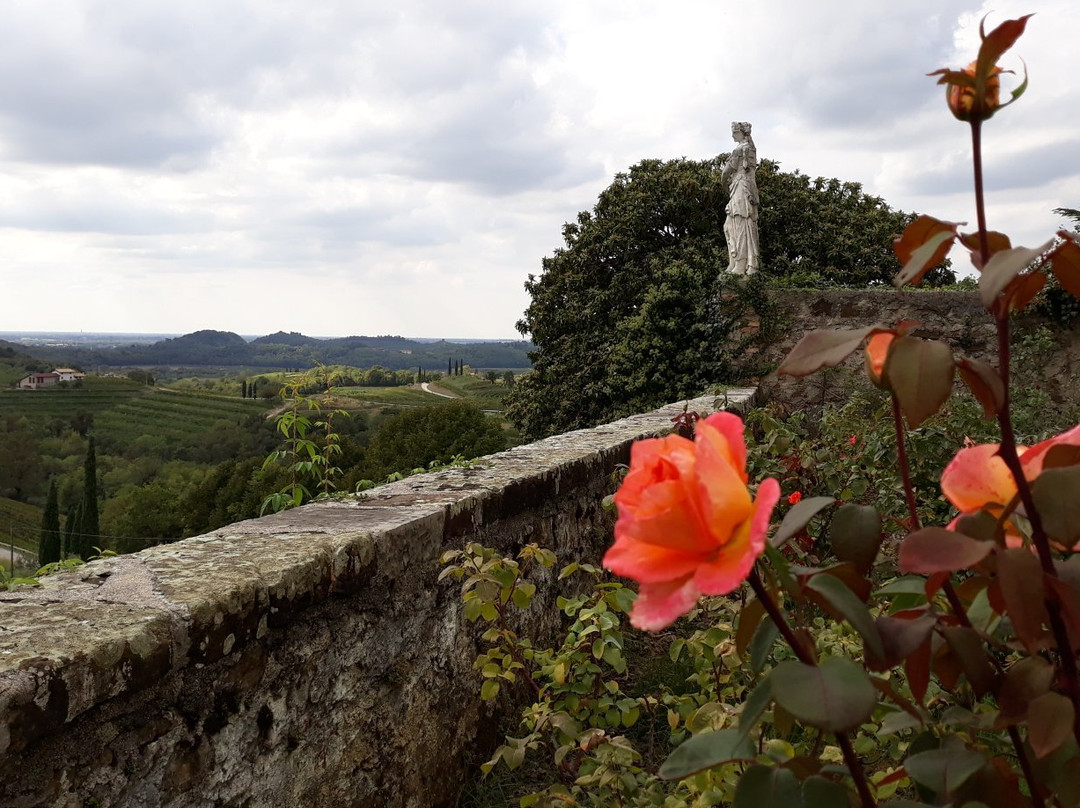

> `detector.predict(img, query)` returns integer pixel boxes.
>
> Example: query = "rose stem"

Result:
[891,394,972,629]
[970,118,1080,743]
[748,570,877,807]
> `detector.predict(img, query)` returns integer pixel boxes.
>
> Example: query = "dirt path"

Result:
[420,382,460,399]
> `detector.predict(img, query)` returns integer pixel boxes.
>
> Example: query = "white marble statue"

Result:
[721,121,760,275]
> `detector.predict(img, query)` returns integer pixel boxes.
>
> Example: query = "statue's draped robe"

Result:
[723,142,760,275]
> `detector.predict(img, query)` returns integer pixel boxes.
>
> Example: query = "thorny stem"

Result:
[891,395,973,630]
[1008,725,1046,808]
[994,315,1080,744]
[971,119,1080,744]
[748,570,876,807]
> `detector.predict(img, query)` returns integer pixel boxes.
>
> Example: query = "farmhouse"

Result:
[15,368,86,389]
[54,367,86,382]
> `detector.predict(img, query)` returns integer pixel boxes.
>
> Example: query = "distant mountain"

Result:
[8,330,533,371]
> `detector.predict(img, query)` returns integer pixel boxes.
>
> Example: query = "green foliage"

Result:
[507,155,946,439]
[38,478,61,566]
[360,401,505,483]
[261,368,349,514]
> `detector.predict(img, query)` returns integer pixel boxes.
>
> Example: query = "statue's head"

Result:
[731,121,752,141]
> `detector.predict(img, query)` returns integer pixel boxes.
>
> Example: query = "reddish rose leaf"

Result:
[960,230,1012,270]
[926,570,951,599]
[899,528,992,574]
[942,626,995,697]
[1046,574,1080,651]
[997,547,1050,652]
[1042,444,1080,470]
[805,573,885,660]
[1050,235,1080,299]
[1031,466,1080,547]
[1001,270,1047,313]
[882,336,955,428]
[976,14,1034,80]
[770,496,835,548]
[867,613,937,672]
[889,216,959,285]
[777,327,878,377]
[904,741,988,798]
[997,656,1054,725]
[933,640,964,691]
[979,240,1054,307]
[829,503,883,575]
[735,597,766,661]
[954,511,1002,543]
[957,356,1004,418]
[793,561,872,603]
[1028,692,1074,759]
[770,657,877,733]
[894,229,957,288]
[871,675,924,720]
[906,635,932,704]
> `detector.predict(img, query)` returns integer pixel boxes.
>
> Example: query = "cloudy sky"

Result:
[2,1,1078,339]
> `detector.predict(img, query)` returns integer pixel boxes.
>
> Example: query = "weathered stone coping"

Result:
[0,390,754,807]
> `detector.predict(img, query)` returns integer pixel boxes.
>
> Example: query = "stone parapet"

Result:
[0,391,753,808]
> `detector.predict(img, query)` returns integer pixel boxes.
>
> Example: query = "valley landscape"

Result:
[0,329,532,571]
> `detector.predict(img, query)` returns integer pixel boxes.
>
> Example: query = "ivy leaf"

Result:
[770,657,877,733]
[898,528,992,574]
[658,729,756,780]
[737,676,774,740]
[777,327,877,377]
[882,336,954,428]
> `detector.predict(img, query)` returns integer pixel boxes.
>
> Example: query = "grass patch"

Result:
[335,385,441,407]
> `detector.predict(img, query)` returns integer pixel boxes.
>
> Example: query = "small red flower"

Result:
[788,491,803,505]
[849,435,858,446]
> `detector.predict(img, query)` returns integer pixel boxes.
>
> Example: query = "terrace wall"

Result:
[0,391,753,808]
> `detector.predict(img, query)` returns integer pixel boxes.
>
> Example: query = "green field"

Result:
[435,373,515,409]
[0,382,269,450]
[0,496,42,557]
[334,385,440,407]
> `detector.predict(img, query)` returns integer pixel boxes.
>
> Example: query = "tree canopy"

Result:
[506,156,953,439]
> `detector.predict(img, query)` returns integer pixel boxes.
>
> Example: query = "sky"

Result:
[2,1,1078,340]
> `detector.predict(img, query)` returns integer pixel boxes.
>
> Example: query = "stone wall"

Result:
[757,288,1080,414]
[0,391,752,808]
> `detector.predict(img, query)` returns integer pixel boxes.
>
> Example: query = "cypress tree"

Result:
[448,357,452,375]
[241,379,248,398]
[38,478,62,565]
[64,503,80,560]
[75,438,99,559]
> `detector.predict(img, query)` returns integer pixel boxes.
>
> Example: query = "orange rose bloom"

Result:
[603,412,780,630]
[947,61,1002,121]
[941,423,1080,546]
